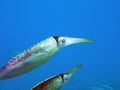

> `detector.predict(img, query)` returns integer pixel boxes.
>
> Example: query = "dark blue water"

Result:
[0,0,120,90]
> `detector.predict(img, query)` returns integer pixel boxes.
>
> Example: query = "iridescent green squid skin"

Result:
[0,37,59,80]
[0,36,93,80]
[31,64,82,90]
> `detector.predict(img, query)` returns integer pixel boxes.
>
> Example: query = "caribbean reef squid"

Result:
[31,64,82,90]
[0,36,93,80]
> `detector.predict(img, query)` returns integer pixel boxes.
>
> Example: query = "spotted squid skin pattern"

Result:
[0,37,56,73]
[0,51,32,73]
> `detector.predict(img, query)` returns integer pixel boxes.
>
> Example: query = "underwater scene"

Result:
[0,0,120,90]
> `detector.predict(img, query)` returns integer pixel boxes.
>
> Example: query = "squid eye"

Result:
[58,37,67,48]
[61,39,66,44]
[63,74,69,81]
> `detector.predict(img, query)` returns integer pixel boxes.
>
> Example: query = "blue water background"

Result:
[0,0,120,90]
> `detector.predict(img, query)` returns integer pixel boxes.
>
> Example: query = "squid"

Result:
[0,36,93,80]
[31,64,82,90]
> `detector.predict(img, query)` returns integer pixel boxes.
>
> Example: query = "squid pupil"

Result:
[61,39,66,43]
